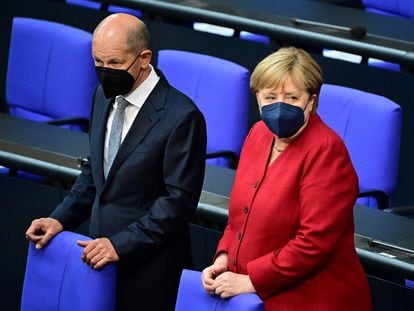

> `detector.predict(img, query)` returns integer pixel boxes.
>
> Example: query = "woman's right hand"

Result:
[201,253,228,295]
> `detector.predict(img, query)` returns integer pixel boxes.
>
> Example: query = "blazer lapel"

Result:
[91,91,112,189]
[103,72,169,186]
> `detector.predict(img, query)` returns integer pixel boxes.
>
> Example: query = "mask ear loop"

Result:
[126,50,146,82]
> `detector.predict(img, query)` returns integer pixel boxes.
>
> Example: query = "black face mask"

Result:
[95,52,142,99]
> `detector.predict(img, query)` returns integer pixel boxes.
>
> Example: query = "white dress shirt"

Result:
[103,65,160,171]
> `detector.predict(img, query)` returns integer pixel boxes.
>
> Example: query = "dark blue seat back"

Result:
[21,231,117,311]
[362,0,414,18]
[318,84,402,208]
[157,49,250,168]
[66,0,101,9]
[66,0,142,17]
[175,269,264,311]
[6,17,98,130]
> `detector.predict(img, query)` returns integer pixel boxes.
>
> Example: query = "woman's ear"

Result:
[309,94,317,112]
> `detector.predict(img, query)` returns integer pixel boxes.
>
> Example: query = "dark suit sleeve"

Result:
[49,86,99,230]
[49,156,96,230]
[109,109,207,259]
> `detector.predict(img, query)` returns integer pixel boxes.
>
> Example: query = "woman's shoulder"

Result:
[251,120,275,135]
[302,114,348,152]
[310,114,344,141]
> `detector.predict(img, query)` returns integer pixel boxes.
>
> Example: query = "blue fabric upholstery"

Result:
[66,0,142,17]
[239,32,270,44]
[21,231,117,311]
[66,0,102,9]
[157,50,250,168]
[175,269,264,311]
[107,4,142,17]
[362,0,414,18]
[6,17,98,131]
[318,84,402,209]
[361,0,412,70]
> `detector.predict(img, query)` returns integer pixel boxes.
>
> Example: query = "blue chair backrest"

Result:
[6,17,98,130]
[66,0,142,17]
[107,4,142,17]
[66,0,101,9]
[175,269,263,311]
[318,84,402,208]
[21,231,117,311]
[362,0,414,18]
[157,49,250,167]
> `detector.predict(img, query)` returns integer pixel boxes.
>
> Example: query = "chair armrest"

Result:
[358,190,389,210]
[206,150,239,169]
[45,117,89,132]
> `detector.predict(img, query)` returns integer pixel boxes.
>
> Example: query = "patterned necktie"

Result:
[105,97,129,177]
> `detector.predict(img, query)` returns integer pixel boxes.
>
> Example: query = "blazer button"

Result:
[231,259,236,266]
[238,232,243,240]
[253,181,259,188]
[244,206,249,214]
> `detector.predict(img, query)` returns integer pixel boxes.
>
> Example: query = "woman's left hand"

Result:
[213,271,256,298]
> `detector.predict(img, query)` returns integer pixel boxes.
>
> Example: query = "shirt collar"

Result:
[116,64,160,109]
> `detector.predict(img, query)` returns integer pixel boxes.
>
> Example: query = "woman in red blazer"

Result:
[202,47,371,310]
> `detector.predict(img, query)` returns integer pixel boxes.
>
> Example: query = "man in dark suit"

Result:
[25,13,207,310]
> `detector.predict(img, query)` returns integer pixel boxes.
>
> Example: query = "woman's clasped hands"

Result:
[201,253,256,298]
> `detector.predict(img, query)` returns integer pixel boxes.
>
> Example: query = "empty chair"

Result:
[21,231,116,311]
[361,0,414,70]
[175,269,263,311]
[107,4,142,17]
[361,0,414,18]
[239,31,270,44]
[66,0,102,9]
[66,0,142,17]
[318,84,402,209]
[6,17,98,131]
[157,50,250,168]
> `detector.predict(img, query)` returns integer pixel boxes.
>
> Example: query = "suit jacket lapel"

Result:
[104,72,169,186]
[91,91,112,189]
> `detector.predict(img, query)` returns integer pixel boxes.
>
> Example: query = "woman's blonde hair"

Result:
[250,47,323,111]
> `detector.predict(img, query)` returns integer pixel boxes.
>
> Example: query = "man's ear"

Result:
[140,50,152,66]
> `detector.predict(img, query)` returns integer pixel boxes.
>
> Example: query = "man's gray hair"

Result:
[126,22,151,52]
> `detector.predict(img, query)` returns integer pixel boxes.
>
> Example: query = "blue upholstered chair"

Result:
[21,231,117,311]
[107,4,142,17]
[66,0,101,9]
[175,269,264,311]
[239,32,270,44]
[157,50,250,169]
[6,17,98,131]
[318,84,402,209]
[66,0,142,17]
[361,0,414,70]
[361,0,414,18]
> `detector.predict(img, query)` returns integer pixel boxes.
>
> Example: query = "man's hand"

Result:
[25,217,63,249]
[213,271,256,298]
[77,238,119,270]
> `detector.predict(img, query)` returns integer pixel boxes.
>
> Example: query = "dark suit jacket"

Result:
[51,70,207,310]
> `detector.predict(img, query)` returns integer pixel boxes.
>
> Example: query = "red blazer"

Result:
[216,114,371,310]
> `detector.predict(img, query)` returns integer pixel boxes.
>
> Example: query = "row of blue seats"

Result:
[5,16,401,209]
[21,230,263,310]
[66,0,142,17]
[19,229,414,310]
[67,0,413,72]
